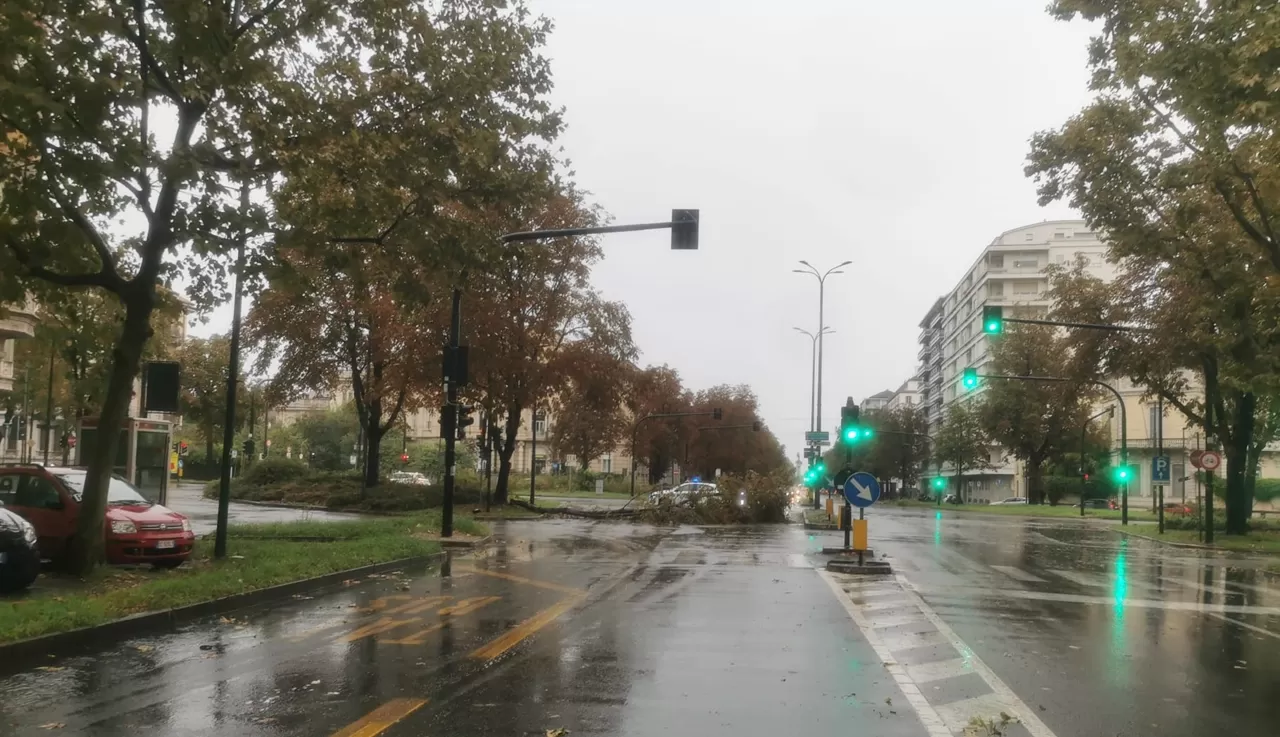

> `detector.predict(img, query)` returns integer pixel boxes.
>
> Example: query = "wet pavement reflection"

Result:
[0,511,1276,737]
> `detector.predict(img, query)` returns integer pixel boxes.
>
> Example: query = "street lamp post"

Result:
[793,261,851,442]
[793,327,834,437]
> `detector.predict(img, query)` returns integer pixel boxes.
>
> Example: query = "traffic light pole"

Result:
[214,186,248,560]
[1081,407,1113,517]
[441,287,462,538]
[981,373,1128,524]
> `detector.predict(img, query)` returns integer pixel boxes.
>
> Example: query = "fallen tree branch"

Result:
[507,498,639,519]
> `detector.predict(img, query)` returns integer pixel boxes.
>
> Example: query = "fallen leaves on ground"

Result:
[39,723,66,730]
[546,729,569,737]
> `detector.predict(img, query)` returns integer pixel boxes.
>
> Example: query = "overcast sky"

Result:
[194,0,1095,459]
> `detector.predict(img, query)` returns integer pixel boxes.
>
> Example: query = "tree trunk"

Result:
[1027,458,1044,505]
[363,395,382,492]
[1245,440,1262,520]
[205,432,215,466]
[493,404,523,505]
[1223,392,1256,535]
[68,296,153,575]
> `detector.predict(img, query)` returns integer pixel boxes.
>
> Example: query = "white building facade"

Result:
[917,220,1115,498]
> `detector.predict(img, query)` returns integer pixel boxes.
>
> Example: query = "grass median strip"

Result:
[1125,528,1280,554]
[0,511,487,645]
[882,499,1157,521]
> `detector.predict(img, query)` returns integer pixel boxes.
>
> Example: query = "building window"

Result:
[1013,259,1037,268]
[1054,232,1067,239]
[602,454,612,473]
[988,254,1004,269]
[1024,233,1034,241]
[1013,281,1039,295]
[988,282,1004,297]
[534,410,547,435]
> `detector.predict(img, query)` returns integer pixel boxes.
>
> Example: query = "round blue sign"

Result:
[843,471,881,508]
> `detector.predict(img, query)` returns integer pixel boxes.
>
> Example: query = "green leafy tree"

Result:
[0,0,371,573]
[549,350,632,482]
[978,325,1105,505]
[684,385,787,480]
[1029,1,1280,532]
[622,365,690,487]
[869,406,931,493]
[934,402,991,502]
[294,407,360,472]
[171,335,243,464]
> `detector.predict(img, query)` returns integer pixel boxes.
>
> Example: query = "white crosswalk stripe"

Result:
[904,657,974,684]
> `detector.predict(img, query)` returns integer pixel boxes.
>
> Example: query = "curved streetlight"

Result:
[794,260,850,509]
[793,326,835,435]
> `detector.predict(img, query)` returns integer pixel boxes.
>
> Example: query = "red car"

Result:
[0,465,195,568]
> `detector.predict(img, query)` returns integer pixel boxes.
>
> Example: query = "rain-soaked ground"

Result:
[0,508,1277,736]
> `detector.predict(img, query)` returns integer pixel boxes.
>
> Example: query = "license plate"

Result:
[155,540,176,550]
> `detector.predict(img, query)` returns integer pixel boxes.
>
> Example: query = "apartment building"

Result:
[859,390,894,415]
[883,377,921,412]
[0,300,38,393]
[918,220,1114,496]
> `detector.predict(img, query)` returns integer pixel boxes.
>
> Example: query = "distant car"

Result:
[650,482,718,506]
[1163,501,1195,516]
[1077,498,1111,510]
[0,465,195,568]
[944,494,963,505]
[990,497,1029,506]
[0,506,40,593]
[390,471,430,486]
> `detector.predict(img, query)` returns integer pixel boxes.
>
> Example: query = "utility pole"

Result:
[441,287,462,538]
[529,402,537,506]
[43,345,54,466]
[1204,387,1215,545]
[1156,395,1164,533]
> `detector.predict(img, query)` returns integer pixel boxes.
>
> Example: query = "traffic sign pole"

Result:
[1156,395,1163,534]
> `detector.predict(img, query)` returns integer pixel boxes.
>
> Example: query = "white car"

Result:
[650,482,718,505]
[989,497,1028,505]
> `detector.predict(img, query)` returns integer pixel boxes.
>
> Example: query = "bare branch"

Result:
[232,0,290,41]
[1211,180,1280,271]
[4,237,115,289]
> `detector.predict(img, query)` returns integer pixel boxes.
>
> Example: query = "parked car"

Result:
[1077,498,1112,510]
[0,465,196,568]
[390,471,431,486]
[1162,501,1195,516]
[944,494,964,505]
[0,505,40,593]
[990,497,1029,506]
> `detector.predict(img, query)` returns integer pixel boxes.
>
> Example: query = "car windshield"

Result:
[54,473,151,505]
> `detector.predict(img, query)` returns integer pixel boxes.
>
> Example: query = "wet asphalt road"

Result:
[0,508,1277,736]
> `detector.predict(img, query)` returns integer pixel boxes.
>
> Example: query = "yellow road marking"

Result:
[331,697,427,737]
[456,566,586,595]
[468,594,586,661]
[380,621,447,646]
[436,595,502,617]
[341,617,418,643]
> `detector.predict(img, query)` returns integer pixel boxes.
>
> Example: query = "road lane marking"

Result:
[879,629,949,652]
[870,612,930,629]
[860,597,916,611]
[1050,570,1111,588]
[1207,611,1280,640]
[933,692,1025,734]
[990,565,1046,583]
[457,566,585,594]
[819,570,952,737]
[469,594,586,662]
[905,657,974,684]
[923,588,1280,616]
[342,617,420,643]
[896,574,1060,737]
[331,697,427,737]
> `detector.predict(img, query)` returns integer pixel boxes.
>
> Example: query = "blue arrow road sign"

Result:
[1152,455,1171,485]
[843,471,881,508]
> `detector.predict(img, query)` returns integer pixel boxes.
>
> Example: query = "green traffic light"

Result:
[931,477,946,490]
[984,320,1001,333]
[862,427,874,440]
[844,427,858,442]
[962,368,979,390]
[1113,465,1132,482]
[982,305,1003,334]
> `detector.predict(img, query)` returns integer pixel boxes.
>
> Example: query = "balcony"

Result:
[0,300,38,340]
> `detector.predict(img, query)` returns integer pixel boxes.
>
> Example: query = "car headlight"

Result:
[110,520,137,535]
[22,522,37,545]
[181,519,192,533]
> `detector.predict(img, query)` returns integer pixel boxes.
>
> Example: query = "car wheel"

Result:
[152,559,185,570]
[0,548,41,594]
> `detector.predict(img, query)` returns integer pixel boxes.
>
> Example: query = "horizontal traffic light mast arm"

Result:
[873,429,934,443]
[502,220,682,243]
[696,423,760,431]
[1001,316,1151,333]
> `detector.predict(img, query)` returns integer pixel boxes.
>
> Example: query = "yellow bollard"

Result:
[852,519,868,551]
[825,497,834,519]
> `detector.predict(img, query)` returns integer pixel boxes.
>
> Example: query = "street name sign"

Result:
[843,471,881,508]
[805,431,830,443]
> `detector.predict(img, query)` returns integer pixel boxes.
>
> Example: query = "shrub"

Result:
[241,457,311,486]
[1253,479,1280,503]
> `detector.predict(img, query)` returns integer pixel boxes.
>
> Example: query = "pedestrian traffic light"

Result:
[962,367,979,391]
[982,305,1004,335]
[456,405,475,440]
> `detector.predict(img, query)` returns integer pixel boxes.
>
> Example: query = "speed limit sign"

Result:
[1200,450,1222,471]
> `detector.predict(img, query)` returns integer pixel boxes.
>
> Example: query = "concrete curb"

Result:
[0,553,445,661]
[803,522,838,531]
[207,497,400,516]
